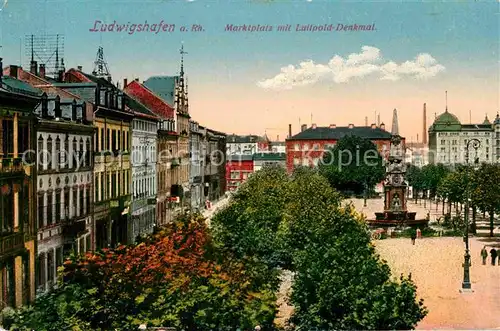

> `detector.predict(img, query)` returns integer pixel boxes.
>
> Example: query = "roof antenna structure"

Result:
[92,46,111,80]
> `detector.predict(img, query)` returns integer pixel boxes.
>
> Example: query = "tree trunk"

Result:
[490,210,494,237]
[472,207,477,235]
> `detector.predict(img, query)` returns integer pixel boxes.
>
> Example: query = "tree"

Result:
[406,164,424,202]
[212,165,427,329]
[471,163,500,237]
[319,135,385,196]
[286,172,427,330]
[2,214,278,330]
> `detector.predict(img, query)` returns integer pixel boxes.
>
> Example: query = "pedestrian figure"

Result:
[497,248,500,266]
[481,246,488,265]
[410,228,416,245]
[490,247,497,266]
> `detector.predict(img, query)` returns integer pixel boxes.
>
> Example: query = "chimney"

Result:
[39,64,46,79]
[348,123,354,129]
[54,95,61,118]
[134,78,139,82]
[311,123,317,129]
[30,60,38,75]
[423,103,427,144]
[380,122,386,130]
[58,70,64,82]
[288,124,292,138]
[301,124,307,132]
[371,123,376,129]
[123,78,128,88]
[9,65,18,78]
[72,99,77,121]
[41,93,48,118]
[77,65,82,71]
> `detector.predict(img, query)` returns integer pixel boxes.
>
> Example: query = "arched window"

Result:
[85,138,91,167]
[38,135,44,171]
[72,138,78,169]
[47,136,53,170]
[55,136,61,170]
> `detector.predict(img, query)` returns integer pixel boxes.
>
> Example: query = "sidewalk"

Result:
[202,196,230,226]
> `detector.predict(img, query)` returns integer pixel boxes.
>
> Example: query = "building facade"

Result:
[128,97,158,242]
[253,152,286,172]
[226,155,253,191]
[124,79,178,226]
[226,134,270,155]
[34,94,94,294]
[285,123,395,173]
[189,120,203,211]
[0,72,39,308]
[61,68,133,249]
[428,109,497,165]
[203,128,227,200]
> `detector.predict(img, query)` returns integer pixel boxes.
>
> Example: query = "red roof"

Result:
[124,80,174,119]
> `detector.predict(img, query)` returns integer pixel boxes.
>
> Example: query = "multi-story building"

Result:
[189,120,203,211]
[34,94,93,294]
[253,152,286,171]
[226,155,253,191]
[405,142,429,168]
[124,79,178,226]
[226,134,271,155]
[428,108,497,165]
[285,122,396,173]
[202,128,227,201]
[5,63,95,294]
[127,96,158,242]
[60,68,133,249]
[0,71,39,308]
[270,141,286,153]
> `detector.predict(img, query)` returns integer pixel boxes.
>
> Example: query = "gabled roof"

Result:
[288,126,392,141]
[1,75,42,97]
[124,94,159,121]
[124,80,174,119]
[143,76,177,106]
[65,68,115,88]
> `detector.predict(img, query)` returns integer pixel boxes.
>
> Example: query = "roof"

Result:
[143,76,177,106]
[287,126,392,141]
[482,115,491,125]
[227,134,269,143]
[227,154,253,162]
[66,68,115,88]
[430,110,462,131]
[253,152,286,161]
[2,75,42,97]
[124,94,159,121]
[495,113,500,125]
[124,80,174,119]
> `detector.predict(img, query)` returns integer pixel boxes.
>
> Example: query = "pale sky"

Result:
[0,0,498,141]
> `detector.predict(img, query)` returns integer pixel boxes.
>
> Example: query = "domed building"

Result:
[428,108,498,164]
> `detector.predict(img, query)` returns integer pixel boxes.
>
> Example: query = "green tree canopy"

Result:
[318,135,385,195]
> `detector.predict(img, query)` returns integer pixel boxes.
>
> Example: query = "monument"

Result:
[368,109,429,227]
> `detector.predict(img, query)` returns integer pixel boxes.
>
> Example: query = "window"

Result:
[86,235,91,252]
[86,187,91,213]
[56,247,63,269]
[95,130,99,152]
[55,136,61,169]
[101,128,104,151]
[112,130,116,151]
[47,136,53,169]
[18,121,29,155]
[72,138,78,169]
[79,188,84,216]
[111,172,116,198]
[38,135,44,171]
[122,131,126,150]
[2,120,14,157]
[47,192,53,225]
[117,131,121,151]
[72,188,77,218]
[86,139,91,167]
[101,173,105,201]
[441,140,446,145]
[313,144,319,151]
[55,191,61,223]
[38,194,44,229]
[79,138,84,167]
[36,254,46,291]
[107,129,110,150]
[63,137,69,168]
[64,189,70,219]
[95,174,99,202]
[294,144,300,151]
[303,144,309,151]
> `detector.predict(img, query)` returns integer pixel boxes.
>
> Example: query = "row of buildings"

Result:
[0,48,226,308]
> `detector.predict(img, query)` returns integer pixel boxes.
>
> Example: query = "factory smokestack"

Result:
[288,124,292,138]
[423,103,427,144]
[365,116,368,126]
[377,114,380,127]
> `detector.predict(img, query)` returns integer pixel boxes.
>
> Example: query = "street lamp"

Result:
[461,138,480,292]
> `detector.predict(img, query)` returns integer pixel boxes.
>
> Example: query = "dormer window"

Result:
[117,94,122,110]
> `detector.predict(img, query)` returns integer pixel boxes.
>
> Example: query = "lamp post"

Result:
[461,138,480,292]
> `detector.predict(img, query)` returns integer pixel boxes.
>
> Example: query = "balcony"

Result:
[0,232,25,258]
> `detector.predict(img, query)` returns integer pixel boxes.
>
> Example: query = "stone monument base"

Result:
[367,211,429,227]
